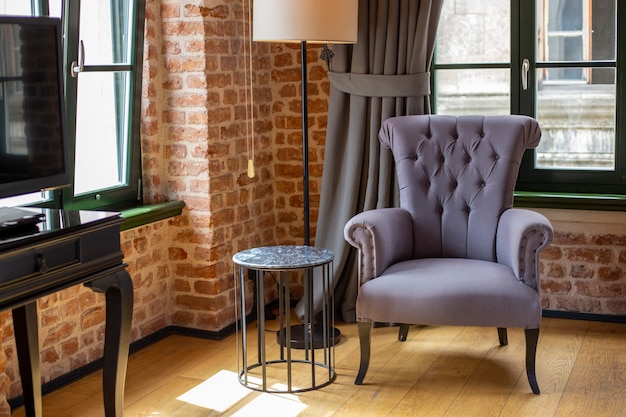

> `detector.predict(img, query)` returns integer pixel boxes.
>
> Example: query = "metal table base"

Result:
[233,245,336,393]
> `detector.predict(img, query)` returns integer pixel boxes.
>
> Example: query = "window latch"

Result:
[70,40,85,78]
[521,58,530,90]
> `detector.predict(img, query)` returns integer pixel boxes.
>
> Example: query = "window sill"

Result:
[112,193,622,230]
[119,200,185,231]
[514,191,626,211]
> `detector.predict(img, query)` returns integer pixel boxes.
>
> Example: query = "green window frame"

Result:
[62,0,146,211]
[0,0,146,211]
[432,0,625,209]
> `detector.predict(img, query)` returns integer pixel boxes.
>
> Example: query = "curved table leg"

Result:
[86,269,134,417]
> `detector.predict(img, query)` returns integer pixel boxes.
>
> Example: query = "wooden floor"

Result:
[11,317,626,417]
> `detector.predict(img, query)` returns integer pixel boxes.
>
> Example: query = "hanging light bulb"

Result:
[247,159,255,178]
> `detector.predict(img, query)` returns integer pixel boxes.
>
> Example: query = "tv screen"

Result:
[0,16,70,200]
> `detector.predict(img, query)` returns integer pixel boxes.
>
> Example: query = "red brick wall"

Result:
[270,42,329,243]
[0,317,9,416]
[141,0,282,331]
[538,210,626,315]
[139,0,328,331]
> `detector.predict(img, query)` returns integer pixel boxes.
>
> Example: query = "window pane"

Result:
[49,0,63,18]
[74,71,129,194]
[589,0,617,61]
[0,191,50,207]
[539,0,616,63]
[79,0,131,65]
[547,36,583,62]
[437,0,509,64]
[535,68,616,169]
[436,69,510,115]
[546,65,584,82]
[0,2,31,15]
[547,0,583,31]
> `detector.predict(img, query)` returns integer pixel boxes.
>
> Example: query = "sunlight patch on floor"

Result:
[177,370,251,412]
[231,392,307,417]
[176,369,308,416]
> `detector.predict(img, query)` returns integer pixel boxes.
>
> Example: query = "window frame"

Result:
[0,1,183,227]
[60,0,146,211]
[432,0,626,205]
[1,0,146,211]
[516,0,623,195]
[541,0,590,84]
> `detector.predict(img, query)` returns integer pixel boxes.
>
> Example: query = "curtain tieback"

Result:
[328,72,430,98]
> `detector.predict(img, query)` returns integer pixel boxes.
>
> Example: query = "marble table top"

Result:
[233,245,334,270]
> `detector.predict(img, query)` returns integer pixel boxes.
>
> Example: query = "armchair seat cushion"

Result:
[357,258,541,329]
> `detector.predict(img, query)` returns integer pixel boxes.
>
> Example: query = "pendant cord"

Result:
[243,0,255,178]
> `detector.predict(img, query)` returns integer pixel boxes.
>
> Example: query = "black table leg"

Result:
[86,269,133,417]
[12,302,42,417]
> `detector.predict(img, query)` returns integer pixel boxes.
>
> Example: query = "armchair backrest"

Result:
[379,115,541,262]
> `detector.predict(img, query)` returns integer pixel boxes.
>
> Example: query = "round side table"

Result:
[233,245,335,393]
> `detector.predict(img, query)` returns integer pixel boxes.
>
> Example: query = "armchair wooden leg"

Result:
[497,327,508,346]
[525,328,540,394]
[398,324,409,341]
[355,322,373,385]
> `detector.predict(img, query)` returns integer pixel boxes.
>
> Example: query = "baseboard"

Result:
[166,322,239,341]
[8,324,239,410]
[543,309,626,323]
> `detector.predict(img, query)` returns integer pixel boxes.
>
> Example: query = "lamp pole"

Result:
[252,0,358,350]
[301,40,310,246]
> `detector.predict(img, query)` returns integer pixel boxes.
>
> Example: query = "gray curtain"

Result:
[296,0,444,322]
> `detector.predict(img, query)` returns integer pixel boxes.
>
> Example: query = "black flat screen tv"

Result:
[0,16,70,200]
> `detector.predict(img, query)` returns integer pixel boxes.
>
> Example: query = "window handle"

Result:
[71,40,85,78]
[521,58,530,90]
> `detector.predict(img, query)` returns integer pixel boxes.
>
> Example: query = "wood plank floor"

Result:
[11,317,626,417]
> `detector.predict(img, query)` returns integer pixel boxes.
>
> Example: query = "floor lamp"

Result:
[253,0,358,347]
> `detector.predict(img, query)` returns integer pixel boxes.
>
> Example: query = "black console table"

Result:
[0,208,132,417]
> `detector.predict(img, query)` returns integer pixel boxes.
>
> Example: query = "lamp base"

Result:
[276,324,341,349]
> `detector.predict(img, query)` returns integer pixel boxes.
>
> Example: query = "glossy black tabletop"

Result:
[0,208,122,249]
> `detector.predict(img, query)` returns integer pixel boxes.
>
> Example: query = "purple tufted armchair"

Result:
[344,115,553,394]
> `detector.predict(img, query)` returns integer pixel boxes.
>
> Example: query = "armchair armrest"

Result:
[496,208,554,290]
[344,208,414,285]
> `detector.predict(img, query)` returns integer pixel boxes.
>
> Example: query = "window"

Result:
[0,0,145,210]
[542,0,589,83]
[433,0,622,198]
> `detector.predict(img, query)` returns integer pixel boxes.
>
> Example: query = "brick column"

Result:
[142,0,279,330]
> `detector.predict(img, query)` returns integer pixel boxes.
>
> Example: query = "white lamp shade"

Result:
[253,0,359,44]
